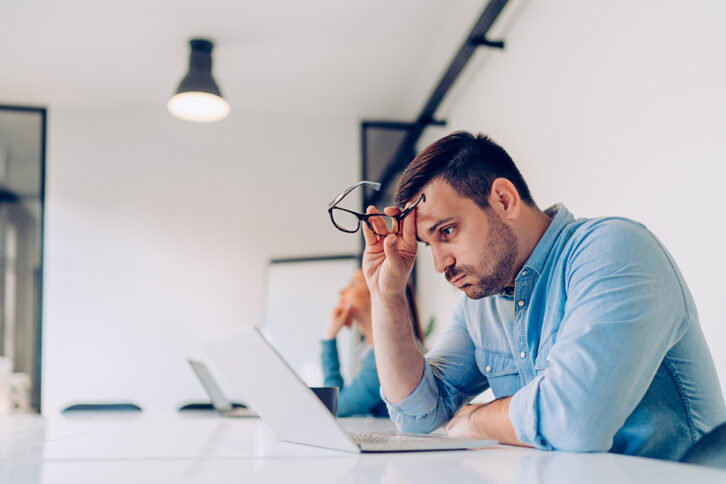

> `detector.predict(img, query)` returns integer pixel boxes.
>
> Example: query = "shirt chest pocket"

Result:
[476,350,521,398]
[534,331,556,374]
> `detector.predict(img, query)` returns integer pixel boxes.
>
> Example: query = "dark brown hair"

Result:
[394,131,535,209]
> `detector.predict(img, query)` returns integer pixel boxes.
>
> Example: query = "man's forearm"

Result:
[470,396,530,446]
[371,293,425,403]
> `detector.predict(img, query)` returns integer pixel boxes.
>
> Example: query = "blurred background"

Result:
[0,0,724,414]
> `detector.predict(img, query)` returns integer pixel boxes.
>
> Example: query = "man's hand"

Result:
[361,205,418,299]
[445,397,530,447]
[445,404,483,439]
[325,303,352,340]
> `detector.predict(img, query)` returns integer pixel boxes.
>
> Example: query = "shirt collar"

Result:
[521,204,574,276]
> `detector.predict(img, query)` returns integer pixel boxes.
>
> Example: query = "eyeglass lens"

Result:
[329,209,396,236]
[330,208,362,232]
[366,214,397,236]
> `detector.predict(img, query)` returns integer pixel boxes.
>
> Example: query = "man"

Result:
[361,131,725,460]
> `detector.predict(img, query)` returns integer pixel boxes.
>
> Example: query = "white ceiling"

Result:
[0,0,497,120]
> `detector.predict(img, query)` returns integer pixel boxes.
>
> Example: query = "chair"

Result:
[178,402,246,412]
[681,421,726,469]
[61,403,143,413]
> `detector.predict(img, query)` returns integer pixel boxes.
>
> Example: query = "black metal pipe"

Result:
[370,0,509,206]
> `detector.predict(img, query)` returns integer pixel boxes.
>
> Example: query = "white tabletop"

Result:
[1,413,725,484]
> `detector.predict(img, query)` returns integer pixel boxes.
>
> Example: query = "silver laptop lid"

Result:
[202,325,359,452]
[188,359,233,412]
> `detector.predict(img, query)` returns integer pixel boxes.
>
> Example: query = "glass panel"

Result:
[0,107,45,413]
[363,125,409,207]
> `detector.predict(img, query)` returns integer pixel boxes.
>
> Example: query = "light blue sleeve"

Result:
[384,298,489,433]
[321,339,344,388]
[510,219,691,451]
[321,339,385,417]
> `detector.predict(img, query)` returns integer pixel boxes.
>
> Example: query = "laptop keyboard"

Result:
[349,432,441,444]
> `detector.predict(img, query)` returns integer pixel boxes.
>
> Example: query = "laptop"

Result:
[201,325,497,452]
[187,359,257,418]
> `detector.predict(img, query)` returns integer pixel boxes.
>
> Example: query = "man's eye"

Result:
[441,226,455,236]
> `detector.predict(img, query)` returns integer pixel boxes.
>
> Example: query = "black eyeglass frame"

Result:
[328,181,426,236]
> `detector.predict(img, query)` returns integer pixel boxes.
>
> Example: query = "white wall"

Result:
[41,0,726,413]
[416,0,726,396]
[42,108,359,413]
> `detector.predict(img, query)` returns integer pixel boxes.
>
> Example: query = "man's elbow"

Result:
[541,426,613,453]
[393,414,441,435]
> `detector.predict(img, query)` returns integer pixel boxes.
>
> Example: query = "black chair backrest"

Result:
[179,402,216,411]
[178,402,247,411]
[681,421,726,468]
[62,403,142,413]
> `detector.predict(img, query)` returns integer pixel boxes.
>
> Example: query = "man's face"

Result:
[414,178,518,299]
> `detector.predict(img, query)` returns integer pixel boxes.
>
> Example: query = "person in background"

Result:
[321,269,424,417]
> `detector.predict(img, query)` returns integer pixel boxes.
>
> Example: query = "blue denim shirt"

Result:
[385,205,726,460]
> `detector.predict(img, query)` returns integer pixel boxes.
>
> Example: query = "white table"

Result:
[1,413,725,483]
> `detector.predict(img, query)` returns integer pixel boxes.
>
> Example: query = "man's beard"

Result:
[446,210,518,299]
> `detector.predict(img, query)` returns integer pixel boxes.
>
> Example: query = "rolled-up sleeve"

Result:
[384,298,489,433]
[509,220,690,451]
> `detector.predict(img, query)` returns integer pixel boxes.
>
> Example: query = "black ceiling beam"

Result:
[369,0,509,206]
[362,119,447,130]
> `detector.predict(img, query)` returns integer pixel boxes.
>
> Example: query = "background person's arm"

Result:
[321,340,384,416]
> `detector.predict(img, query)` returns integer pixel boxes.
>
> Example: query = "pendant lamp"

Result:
[168,38,230,122]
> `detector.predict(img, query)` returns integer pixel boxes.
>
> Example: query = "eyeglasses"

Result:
[328,180,426,236]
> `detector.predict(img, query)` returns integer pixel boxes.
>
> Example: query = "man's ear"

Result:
[489,178,521,220]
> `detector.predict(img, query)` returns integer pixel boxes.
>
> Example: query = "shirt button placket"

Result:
[515,289,533,378]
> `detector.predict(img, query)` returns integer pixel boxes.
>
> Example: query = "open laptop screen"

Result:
[188,359,233,412]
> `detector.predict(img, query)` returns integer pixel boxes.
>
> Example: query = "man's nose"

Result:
[432,248,454,274]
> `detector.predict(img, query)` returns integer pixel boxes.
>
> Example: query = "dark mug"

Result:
[310,386,338,416]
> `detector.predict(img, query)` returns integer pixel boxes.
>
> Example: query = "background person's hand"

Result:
[361,205,418,299]
[325,303,352,339]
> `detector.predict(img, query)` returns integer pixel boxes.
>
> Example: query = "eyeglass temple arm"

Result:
[328,180,382,207]
[398,192,426,215]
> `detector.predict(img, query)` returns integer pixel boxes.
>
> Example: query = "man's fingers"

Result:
[383,234,405,271]
[383,206,401,234]
[361,216,379,246]
[366,205,391,237]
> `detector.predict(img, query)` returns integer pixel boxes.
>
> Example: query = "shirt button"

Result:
[518,300,525,307]
[521,270,527,276]
[546,356,551,362]
[520,351,526,359]
[485,365,492,372]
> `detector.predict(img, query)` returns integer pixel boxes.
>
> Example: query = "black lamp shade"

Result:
[168,38,230,122]
[175,39,222,96]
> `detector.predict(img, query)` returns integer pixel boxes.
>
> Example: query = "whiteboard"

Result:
[259,255,360,386]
